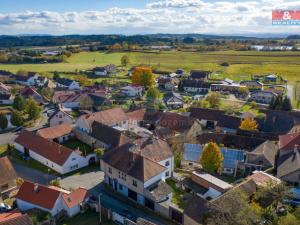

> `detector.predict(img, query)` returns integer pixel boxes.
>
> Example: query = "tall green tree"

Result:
[0,113,8,130]
[121,55,130,66]
[282,96,292,111]
[25,97,42,121]
[200,142,223,173]
[11,111,24,127]
[13,95,26,111]
[206,92,221,109]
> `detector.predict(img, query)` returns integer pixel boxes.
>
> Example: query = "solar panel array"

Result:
[184,143,245,169]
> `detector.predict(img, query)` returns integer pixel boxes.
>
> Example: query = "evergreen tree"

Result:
[11,111,24,127]
[25,97,42,121]
[13,95,26,111]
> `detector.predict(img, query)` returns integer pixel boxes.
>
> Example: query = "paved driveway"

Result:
[12,162,57,185]
[60,170,105,191]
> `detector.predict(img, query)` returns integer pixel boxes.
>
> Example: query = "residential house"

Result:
[12,72,39,86]
[163,92,184,109]
[0,70,13,79]
[265,74,277,83]
[16,180,88,217]
[183,143,245,175]
[0,94,13,105]
[90,121,130,149]
[45,79,56,89]
[195,132,266,152]
[104,64,117,75]
[93,67,107,76]
[101,142,173,216]
[76,108,129,133]
[185,171,232,199]
[52,90,78,108]
[190,70,210,81]
[35,76,48,87]
[49,107,74,127]
[275,131,300,186]
[240,80,263,91]
[37,124,73,143]
[0,82,11,94]
[120,84,144,97]
[175,69,185,76]
[0,210,33,225]
[189,108,241,132]
[276,150,300,187]
[211,79,245,93]
[181,79,210,94]
[21,87,44,104]
[55,78,80,90]
[158,77,179,90]
[183,171,280,225]
[251,91,278,104]
[14,131,90,174]
[0,156,18,197]
[242,140,278,174]
[88,93,111,110]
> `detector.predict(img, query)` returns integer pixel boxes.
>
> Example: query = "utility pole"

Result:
[98,194,102,224]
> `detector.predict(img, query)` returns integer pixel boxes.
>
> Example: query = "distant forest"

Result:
[0,34,299,48]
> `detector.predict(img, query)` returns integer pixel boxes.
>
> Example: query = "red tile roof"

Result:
[0,156,17,186]
[37,124,73,140]
[15,131,73,166]
[62,187,88,208]
[0,210,33,225]
[279,132,300,151]
[79,108,128,129]
[126,109,147,122]
[16,181,60,210]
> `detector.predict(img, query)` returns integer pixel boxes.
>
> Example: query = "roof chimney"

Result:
[34,183,39,193]
[294,144,298,154]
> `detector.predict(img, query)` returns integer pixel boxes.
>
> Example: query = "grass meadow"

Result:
[0,50,300,83]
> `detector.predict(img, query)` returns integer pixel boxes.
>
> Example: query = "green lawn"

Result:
[61,138,94,156]
[166,178,187,209]
[58,211,115,225]
[0,50,300,83]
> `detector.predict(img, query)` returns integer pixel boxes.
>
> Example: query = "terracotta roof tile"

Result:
[37,124,73,140]
[79,108,128,129]
[0,210,33,225]
[102,144,166,182]
[16,181,60,210]
[15,131,73,166]
[62,187,88,209]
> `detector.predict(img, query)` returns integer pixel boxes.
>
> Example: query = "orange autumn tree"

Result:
[131,67,155,88]
[239,118,258,131]
[200,142,223,173]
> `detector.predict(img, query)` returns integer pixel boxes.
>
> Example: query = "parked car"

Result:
[0,202,12,212]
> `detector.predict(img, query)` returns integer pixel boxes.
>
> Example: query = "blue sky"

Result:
[0,0,299,35]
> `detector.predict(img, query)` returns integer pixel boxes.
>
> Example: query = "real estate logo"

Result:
[272,10,300,25]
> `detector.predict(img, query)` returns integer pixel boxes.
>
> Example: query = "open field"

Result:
[0,50,300,82]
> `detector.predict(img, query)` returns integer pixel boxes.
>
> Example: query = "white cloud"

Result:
[0,0,299,35]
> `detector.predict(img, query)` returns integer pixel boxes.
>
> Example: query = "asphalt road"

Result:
[0,111,48,146]
[12,161,57,185]
[59,170,169,225]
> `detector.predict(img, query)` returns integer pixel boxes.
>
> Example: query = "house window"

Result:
[108,167,112,174]
[132,180,137,187]
[72,158,76,161]
[165,161,169,166]
[119,184,123,191]
[165,171,169,177]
